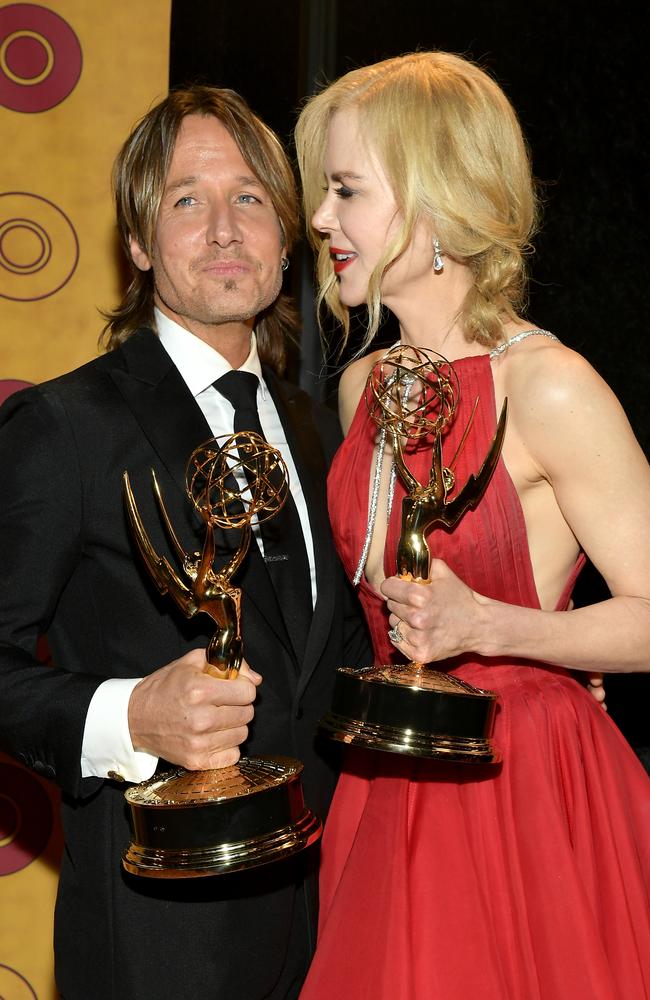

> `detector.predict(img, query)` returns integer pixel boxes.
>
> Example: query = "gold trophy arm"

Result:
[396,497,434,581]
[151,469,187,567]
[390,427,420,495]
[424,435,448,505]
[218,523,252,583]
[122,472,195,615]
[196,520,216,592]
[439,397,508,529]
[124,469,250,682]
[195,523,252,679]
[204,587,243,679]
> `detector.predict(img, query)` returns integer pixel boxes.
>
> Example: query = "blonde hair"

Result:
[103,86,300,373]
[295,51,538,352]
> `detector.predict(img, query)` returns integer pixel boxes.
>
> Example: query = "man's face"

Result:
[130,113,285,345]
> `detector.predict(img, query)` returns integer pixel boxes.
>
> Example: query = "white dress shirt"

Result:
[81,311,316,781]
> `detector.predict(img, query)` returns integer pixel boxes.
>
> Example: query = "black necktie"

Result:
[214,370,312,662]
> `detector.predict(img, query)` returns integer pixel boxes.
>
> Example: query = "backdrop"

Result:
[1,2,647,996]
[0,2,170,996]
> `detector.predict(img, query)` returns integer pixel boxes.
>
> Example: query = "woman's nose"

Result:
[311,192,336,234]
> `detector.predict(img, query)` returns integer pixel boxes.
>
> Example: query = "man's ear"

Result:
[129,235,152,272]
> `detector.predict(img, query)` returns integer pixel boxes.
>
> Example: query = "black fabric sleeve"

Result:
[0,387,103,797]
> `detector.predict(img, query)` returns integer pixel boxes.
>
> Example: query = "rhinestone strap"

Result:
[353,423,388,585]
[352,371,412,585]
[489,328,559,358]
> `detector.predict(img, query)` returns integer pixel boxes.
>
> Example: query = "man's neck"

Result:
[154,301,254,369]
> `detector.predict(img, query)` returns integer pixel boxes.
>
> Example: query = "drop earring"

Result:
[433,238,444,273]
[281,257,290,272]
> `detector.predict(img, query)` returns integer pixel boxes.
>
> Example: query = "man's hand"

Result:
[127,649,261,770]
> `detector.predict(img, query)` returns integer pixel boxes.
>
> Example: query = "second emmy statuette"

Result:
[121,432,321,878]
[319,344,507,763]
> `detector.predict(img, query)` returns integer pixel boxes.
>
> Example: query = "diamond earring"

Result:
[433,239,444,273]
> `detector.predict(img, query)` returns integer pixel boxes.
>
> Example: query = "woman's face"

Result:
[311,108,434,311]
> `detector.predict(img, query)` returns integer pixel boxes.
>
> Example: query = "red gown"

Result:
[301,353,650,1000]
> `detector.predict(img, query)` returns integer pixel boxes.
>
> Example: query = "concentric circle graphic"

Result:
[0,3,82,112]
[0,965,38,1000]
[0,761,53,875]
[0,192,78,300]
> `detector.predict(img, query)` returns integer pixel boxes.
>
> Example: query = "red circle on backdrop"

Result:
[0,4,83,112]
[0,380,33,403]
[0,762,53,875]
[6,33,47,78]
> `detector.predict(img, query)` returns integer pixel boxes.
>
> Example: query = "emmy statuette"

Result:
[319,345,507,763]
[121,432,321,877]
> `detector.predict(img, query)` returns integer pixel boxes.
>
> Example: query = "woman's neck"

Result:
[385,260,480,360]
[397,319,474,360]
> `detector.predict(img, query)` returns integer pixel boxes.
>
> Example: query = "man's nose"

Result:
[205,201,243,246]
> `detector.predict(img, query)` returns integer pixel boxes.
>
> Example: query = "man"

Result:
[0,87,370,999]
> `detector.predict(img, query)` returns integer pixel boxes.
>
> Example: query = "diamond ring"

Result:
[388,620,404,644]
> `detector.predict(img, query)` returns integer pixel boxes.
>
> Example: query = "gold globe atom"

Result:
[367,344,459,443]
[186,432,289,530]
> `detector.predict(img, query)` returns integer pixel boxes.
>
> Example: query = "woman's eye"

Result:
[334,185,354,200]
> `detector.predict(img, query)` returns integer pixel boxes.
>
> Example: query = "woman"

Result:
[295,52,650,999]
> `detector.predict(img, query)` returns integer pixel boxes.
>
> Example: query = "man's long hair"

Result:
[102,86,300,373]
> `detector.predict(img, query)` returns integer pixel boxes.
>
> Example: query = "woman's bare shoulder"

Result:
[338,348,386,433]
[499,336,615,417]
[498,335,641,471]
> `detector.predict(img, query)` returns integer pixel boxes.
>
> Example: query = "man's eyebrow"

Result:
[235,174,265,187]
[164,174,266,193]
[165,175,199,193]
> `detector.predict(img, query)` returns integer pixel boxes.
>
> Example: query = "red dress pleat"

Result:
[301,355,650,1000]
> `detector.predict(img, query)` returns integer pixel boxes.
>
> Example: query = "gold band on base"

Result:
[319,666,501,764]
[319,712,500,762]
[122,755,322,878]
[123,808,322,878]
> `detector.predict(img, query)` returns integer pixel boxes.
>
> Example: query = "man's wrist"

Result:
[81,678,158,782]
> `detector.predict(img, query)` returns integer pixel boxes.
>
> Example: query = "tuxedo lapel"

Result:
[109,329,297,667]
[264,370,337,695]
[110,328,212,498]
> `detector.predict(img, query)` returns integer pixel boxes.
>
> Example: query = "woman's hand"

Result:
[382,559,487,663]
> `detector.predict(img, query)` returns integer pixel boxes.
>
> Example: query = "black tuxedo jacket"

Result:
[0,328,370,999]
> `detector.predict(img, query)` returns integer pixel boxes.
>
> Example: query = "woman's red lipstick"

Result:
[330,247,357,274]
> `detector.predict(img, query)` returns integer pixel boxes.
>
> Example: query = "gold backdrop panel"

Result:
[0,3,171,997]
[0,0,171,384]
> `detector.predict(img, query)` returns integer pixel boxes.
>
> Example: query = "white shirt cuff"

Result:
[81,678,158,783]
